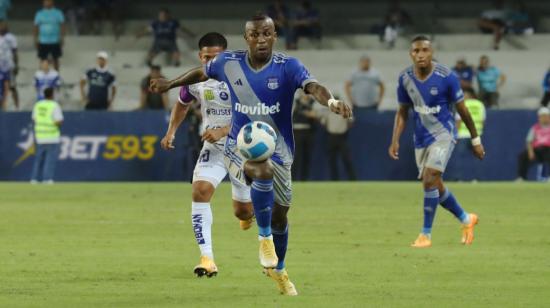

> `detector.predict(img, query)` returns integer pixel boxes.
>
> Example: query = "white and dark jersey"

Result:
[0,32,17,71]
[178,79,232,145]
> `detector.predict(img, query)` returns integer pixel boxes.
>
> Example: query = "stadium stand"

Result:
[7,34,549,111]
[3,0,550,111]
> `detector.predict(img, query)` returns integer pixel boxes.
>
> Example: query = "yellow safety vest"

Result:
[33,99,61,142]
[457,99,485,138]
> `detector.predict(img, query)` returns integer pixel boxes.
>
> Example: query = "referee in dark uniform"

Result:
[80,51,116,110]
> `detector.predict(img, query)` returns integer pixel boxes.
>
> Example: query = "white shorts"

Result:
[415,138,456,179]
[223,138,292,206]
[193,142,251,203]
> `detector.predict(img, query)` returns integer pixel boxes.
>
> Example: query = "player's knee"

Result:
[234,206,253,220]
[271,205,289,230]
[422,169,440,189]
[244,161,273,180]
[192,182,214,202]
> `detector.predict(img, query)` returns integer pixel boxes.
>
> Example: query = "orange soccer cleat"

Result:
[461,213,479,245]
[193,256,218,278]
[411,233,432,248]
[239,216,255,230]
[264,268,298,296]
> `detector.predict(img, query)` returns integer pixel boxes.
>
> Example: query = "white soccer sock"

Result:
[191,202,214,260]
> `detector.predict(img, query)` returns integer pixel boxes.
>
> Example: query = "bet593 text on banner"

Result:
[0,112,189,181]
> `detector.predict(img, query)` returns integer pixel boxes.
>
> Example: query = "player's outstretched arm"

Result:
[389,105,410,160]
[161,102,191,150]
[149,67,208,94]
[305,82,353,119]
[455,101,485,160]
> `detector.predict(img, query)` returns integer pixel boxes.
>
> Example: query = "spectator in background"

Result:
[0,0,10,21]
[345,55,384,111]
[0,69,9,111]
[34,0,65,71]
[30,87,63,184]
[448,88,486,181]
[517,107,550,181]
[541,67,550,107]
[0,21,18,109]
[35,59,61,101]
[478,0,508,50]
[80,51,116,110]
[137,9,195,67]
[452,58,475,89]
[320,98,356,181]
[287,1,321,50]
[90,0,125,39]
[507,1,534,35]
[477,55,506,108]
[292,91,317,181]
[140,65,168,110]
[381,0,413,48]
[266,0,290,46]
[64,0,87,35]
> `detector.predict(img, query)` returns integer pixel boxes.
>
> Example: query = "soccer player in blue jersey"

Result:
[151,14,352,295]
[389,35,485,248]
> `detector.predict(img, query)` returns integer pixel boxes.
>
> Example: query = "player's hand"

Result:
[329,100,353,119]
[388,142,400,160]
[161,134,175,150]
[202,129,224,143]
[472,144,485,160]
[528,151,535,161]
[149,78,171,94]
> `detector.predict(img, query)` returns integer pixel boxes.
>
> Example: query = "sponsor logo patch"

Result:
[235,102,280,115]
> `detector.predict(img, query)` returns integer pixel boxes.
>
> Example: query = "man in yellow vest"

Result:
[449,87,486,181]
[30,87,63,184]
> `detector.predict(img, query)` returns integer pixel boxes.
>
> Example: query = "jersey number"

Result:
[199,150,210,163]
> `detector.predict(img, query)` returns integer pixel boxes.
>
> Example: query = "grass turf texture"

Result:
[1,182,549,307]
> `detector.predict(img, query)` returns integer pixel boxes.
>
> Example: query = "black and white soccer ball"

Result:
[237,121,277,162]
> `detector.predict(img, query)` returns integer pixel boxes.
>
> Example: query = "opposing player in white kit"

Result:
[160,33,253,278]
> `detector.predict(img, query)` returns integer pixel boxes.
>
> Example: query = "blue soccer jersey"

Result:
[205,50,317,166]
[397,62,464,148]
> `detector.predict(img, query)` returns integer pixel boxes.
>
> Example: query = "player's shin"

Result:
[439,188,470,224]
[422,189,440,236]
[250,179,274,237]
[191,202,214,259]
[272,224,288,270]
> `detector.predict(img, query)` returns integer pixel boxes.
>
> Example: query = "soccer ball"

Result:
[237,121,277,162]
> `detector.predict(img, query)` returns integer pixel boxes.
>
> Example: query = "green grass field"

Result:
[1,182,549,307]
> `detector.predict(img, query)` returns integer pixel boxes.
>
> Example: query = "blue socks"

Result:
[439,188,470,224]
[273,224,289,270]
[251,178,290,270]
[422,189,439,235]
[251,179,274,237]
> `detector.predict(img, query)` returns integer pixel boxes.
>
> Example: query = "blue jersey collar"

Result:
[245,51,273,73]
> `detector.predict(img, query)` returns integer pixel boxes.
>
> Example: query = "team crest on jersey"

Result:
[219,91,229,101]
[267,78,279,90]
[430,87,439,96]
[218,83,228,91]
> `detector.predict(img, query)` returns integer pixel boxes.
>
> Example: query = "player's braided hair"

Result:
[198,32,228,49]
